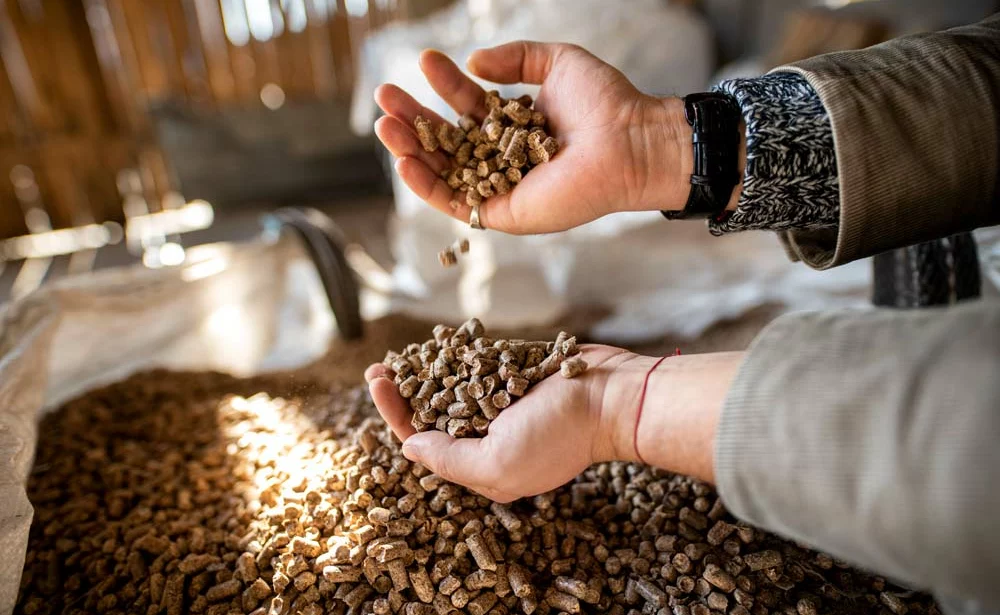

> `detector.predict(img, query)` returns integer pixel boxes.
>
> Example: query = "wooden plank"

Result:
[38,147,82,229]
[6,158,54,231]
[329,0,354,98]
[83,0,149,134]
[144,0,188,99]
[0,135,134,165]
[271,0,297,98]
[163,0,214,103]
[242,2,283,96]
[0,136,134,230]
[274,4,315,100]
[96,140,133,224]
[0,0,56,133]
[0,163,29,238]
[118,0,171,99]
[192,0,237,103]
[250,37,282,97]
[305,0,336,99]
[218,0,259,104]
[138,146,168,211]
[40,0,114,136]
[0,47,26,143]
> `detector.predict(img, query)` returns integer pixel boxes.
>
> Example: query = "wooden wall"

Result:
[0,0,414,239]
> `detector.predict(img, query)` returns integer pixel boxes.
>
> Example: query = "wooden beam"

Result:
[192,0,237,103]
[0,0,54,132]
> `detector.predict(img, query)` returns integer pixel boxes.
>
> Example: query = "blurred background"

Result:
[0,0,996,343]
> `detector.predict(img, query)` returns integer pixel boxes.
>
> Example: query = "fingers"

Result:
[477,196,520,234]
[470,485,519,504]
[467,41,570,85]
[401,430,498,488]
[394,157,527,234]
[375,83,448,126]
[368,376,416,441]
[420,49,489,121]
[364,363,391,383]
[374,116,449,175]
[394,157,467,218]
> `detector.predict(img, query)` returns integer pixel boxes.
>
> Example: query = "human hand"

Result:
[364,345,638,502]
[365,346,744,501]
[373,42,695,234]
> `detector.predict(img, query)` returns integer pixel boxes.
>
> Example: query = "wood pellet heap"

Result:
[382,319,587,437]
[15,350,938,615]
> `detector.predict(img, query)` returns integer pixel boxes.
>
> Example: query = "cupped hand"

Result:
[373,42,692,235]
[364,345,639,502]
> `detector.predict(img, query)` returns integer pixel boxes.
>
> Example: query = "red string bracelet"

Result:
[633,348,681,465]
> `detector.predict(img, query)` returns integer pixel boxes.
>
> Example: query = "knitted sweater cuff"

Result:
[708,72,839,235]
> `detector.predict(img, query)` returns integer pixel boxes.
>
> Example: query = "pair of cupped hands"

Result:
[367,41,741,502]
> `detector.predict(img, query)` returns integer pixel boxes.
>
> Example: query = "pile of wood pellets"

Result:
[412,90,559,268]
[16,357,937,615]
[382,319,586,437]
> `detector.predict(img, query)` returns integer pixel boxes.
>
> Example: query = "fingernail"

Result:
[401,440,420,462]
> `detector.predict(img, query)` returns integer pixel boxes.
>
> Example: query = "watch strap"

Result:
[662,93,741,220]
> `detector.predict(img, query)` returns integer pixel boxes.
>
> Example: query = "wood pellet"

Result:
[438,238,469,269]
[415,90,559,268]
[383,320,587,437]
[15,363,939,615]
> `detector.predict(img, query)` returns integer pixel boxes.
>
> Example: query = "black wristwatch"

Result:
[661,92,741,220]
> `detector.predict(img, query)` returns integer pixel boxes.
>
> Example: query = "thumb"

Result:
[401,431,496,489]
[467,41,577,85]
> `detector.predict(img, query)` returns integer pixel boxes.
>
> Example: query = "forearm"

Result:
[718,301,1000,608]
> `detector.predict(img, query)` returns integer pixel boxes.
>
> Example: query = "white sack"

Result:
[0,232,335,614]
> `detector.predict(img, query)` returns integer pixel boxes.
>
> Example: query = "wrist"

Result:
[726,119,747,211]
[593,353,656,464]
[598,351,745,483]
[640,96,747,214]
[632,96,693,213]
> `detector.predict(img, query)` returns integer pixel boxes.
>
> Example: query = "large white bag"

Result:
[0,231,337,614]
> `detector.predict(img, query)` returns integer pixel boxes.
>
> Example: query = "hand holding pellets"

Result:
[413,91,559,267]
[382,318,587,437]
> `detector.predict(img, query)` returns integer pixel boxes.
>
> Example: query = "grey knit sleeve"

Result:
[708,72,839,235]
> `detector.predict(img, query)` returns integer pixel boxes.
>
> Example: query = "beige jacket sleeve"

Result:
[773,14,1000,269]
[717,303,1000,613]
[716,16,1000,615]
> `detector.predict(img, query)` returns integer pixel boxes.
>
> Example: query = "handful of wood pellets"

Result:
[412,90,559,268]
[382,318,587,437]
